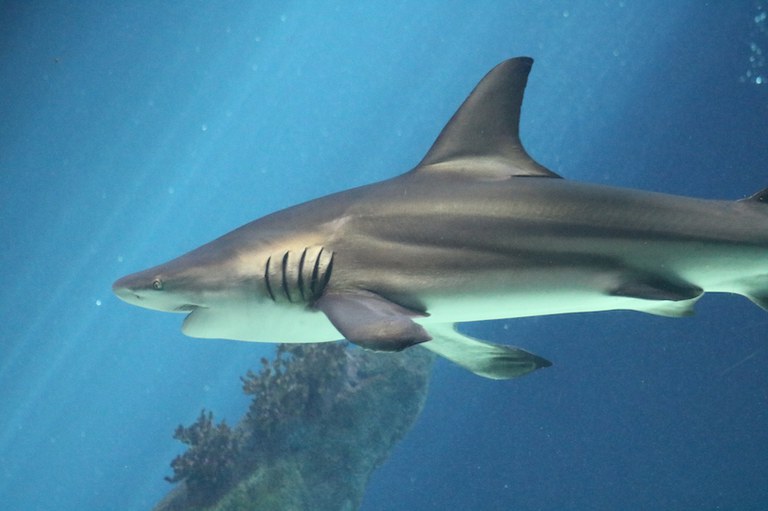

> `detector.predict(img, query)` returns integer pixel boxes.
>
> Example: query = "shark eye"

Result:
[152,278,163,290]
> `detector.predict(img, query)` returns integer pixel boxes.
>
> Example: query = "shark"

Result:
[113,57,768,380]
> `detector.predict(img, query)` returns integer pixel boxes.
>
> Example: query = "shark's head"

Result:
[112,227,339,342]
[112,266,178,311]
[112,236,264,315]
[113,257,222,314]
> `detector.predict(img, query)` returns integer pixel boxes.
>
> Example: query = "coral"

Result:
[240,343,349,442]
[155,343,434,511]
[164,410,239,507]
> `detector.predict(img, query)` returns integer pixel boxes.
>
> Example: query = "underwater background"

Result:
[2,1,768,509]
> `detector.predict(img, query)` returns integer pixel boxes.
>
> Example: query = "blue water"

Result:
[2,1,767,509]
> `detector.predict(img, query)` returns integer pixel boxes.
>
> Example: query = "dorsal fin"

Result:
[743,187,768,204]
[414,57,561,180]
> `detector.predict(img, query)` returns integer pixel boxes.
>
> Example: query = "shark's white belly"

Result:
[179,237,768,344]
[184,243,768,343]
[180,290,612,344]
[182,299,341,343]
[181,286,691,344]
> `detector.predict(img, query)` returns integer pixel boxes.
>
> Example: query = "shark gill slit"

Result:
[263,255,277,302]
[263,248,333,304]
[309,248,323,297]
[320,251,334,299]
[297,248,308,301]
[281,251,293,302]
[309,248,334,301]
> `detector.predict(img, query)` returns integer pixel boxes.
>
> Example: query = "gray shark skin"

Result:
[113,57,768,380]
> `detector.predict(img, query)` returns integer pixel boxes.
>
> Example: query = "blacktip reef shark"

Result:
[113,57,768,380]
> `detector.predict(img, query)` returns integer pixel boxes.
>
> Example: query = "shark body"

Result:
[113,57,768,379]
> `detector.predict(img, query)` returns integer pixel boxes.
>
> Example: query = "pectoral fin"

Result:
[315,291,550,377]
[421,324,551,380]
[315,291,431,351]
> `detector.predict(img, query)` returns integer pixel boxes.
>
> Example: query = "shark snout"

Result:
[111,269,163,307]
[112,271,203,313]
[112,276,144,305]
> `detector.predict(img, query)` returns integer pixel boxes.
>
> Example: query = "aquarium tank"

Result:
[1,1,767,510]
